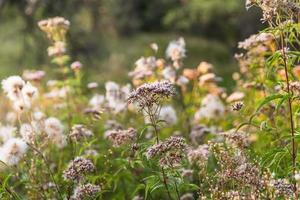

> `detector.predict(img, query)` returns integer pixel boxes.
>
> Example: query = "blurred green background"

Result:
[0,0,263,87]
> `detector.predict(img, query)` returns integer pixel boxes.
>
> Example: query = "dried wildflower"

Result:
[71,183,100,200]
[63,157,95,182]
[159,105,177,125]
[105,128,136,147]
[127,81,175,111]
[0,138,27,166]
[194,94,225,120]
[22,82,38,101]
[232,101,244,111]
[69,124,93,142]
[2,76,25,101]
[187,145,209,165]
[44,117,66,148]
[20,123,36,143]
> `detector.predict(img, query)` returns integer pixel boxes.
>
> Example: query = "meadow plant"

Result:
[0,2,300,199]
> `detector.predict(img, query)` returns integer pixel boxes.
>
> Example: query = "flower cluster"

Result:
[127,81,175,111]
[63,157,95,182]
[146,136,187,167]
[70,183,101,200]
[105,128,136,147]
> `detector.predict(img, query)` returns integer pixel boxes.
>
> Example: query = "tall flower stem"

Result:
[148,109,173,200]
[280,32,298,198]
[27,144,64,200]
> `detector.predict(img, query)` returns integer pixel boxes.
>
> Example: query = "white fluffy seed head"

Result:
[0,138,28,166]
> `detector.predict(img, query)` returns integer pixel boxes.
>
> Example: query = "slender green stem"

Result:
[27,144,64,200]
[280,32,298,199]
[147,106,173,200]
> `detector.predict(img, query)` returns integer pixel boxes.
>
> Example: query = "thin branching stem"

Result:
[280,31,298,199]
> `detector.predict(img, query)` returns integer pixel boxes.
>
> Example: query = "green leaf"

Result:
[256,94,285,112]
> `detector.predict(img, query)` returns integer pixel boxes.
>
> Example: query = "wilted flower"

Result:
[0,138,28,166]
[69,124,93,142]
[63,157,95,182]
[127,81,175,111]
[71,183,100,200]
[105,128,136,147]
